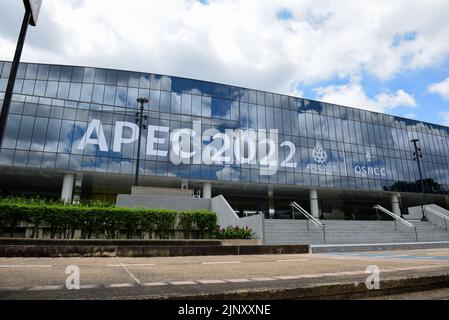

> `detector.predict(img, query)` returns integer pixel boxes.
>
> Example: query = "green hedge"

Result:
[0,202,217,240]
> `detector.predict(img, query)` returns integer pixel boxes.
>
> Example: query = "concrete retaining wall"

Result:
[116,194,211,211]
[0,239,309,257]
[211,195,264,240]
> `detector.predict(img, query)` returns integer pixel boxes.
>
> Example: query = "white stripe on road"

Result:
[106,264,156,267]
[276,259,308,262]
[170,281,198,285]
[115,257,142,285]
[142,282,168,287]
[29,285,63,291]
[202,261,241,265]
[0,265,52,268]
[197,279,226,284]
[107,283,135,288]
[274,275,302,280]
[251,277,276,282]
[225,278,251,283]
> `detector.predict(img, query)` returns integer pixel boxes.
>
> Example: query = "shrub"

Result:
[216,226,254,240]
[0,199,217,240]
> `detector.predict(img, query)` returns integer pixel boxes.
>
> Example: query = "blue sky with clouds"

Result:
[0,0,449,126]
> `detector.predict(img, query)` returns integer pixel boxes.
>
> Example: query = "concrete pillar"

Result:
[268,186,275,218]
[202,182,212,199]
[391,193,401,216]
[61,173,75,204]
[310,189,319,219]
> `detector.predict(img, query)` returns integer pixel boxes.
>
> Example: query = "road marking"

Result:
[197,279,226,284]
[226,278,251,283]
[274,275,302,280]
[115,257,141,285]
[29,285,63,291]
[106,264,156,267]
[142,282,168,287]
[0,265,52,268]
[170,281,198,285]
[107,283,135,288]
[276,259,308,262]
[202,261,241,265]
[251,277,276,282]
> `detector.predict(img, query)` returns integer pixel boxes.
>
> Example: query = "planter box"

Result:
[221,239,262,246]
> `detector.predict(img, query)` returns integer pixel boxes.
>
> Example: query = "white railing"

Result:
[424,207,449,230]
[290,202,325,242]
[373,205,419,242]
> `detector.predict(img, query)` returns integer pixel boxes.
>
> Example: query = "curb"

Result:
[151,273,449,300]
[312,241,449,253]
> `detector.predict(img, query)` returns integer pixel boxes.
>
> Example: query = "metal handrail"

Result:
[290,202,323,228]
[373,205,419,242]
[290,202,326,243]
[424,207,449,230]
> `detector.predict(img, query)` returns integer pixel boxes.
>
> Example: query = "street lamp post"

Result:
[0,1,42,145]
[411,139,428,221]
[134,98,149,187]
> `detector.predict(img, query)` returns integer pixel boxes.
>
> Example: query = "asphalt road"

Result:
[1,248,449,299]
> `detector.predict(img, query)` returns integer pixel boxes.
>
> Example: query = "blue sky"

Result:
[0,0,448,126]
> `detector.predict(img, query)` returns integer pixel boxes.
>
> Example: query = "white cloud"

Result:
[428,78,449,100]
[403,113,418,120]
[314,81,416,113]
[439,111,449,126]
[1,0,449,102]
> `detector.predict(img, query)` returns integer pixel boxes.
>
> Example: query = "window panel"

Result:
[83,68,95,83]
[30,117,48,151]
[0,149,14,166]
[149,89,160,111]
[69,67,83,82]
[25,64,38,79]
[80,83,93,102]
[48,65,61,81]
[22,80,35,95]
[92,84,105,104]
[57,82,70,100]
[201,96,211,118]
[104,85,116,105]
[60,66,72,81]
[37,65,50,80]
[94,69,107,84]
[1,114,21,149]
[160,91,171,113]
[44,119,62,152]
[45,81,58,98]
[181,93,192,115]
[68,82,81,101]
[16,116,35,150]
[171,92,181,114]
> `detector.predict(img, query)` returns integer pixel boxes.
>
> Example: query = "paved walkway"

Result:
[1,248,449,299]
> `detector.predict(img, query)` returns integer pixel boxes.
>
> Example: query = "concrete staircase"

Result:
[264,219,449,245]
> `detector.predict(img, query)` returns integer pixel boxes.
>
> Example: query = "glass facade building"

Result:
[0,60,448,218]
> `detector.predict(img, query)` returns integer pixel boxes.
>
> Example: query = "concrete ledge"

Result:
[311,241,449,253]
[156,272,449,300]
[0,239,309,257]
